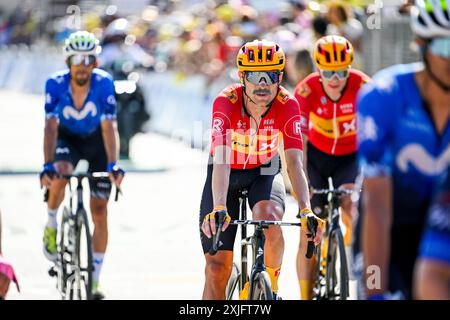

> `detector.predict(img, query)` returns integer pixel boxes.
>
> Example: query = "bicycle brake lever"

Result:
[43,188,49,203]
[209,211,227,256]
[114,187,122,202]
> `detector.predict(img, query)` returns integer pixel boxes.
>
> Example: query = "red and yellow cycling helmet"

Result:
[236,39,285,72]
[313,35,354,71]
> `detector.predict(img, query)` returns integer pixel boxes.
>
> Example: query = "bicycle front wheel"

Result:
[250,271,273,300]
[73,208,93,300]
[326,228,349,300]
[58,206,71,298]
[226,263,240,300]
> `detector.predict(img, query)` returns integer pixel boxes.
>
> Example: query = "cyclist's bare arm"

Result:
[362,176,392,297]
[212,145,231,208]
[200,145,231,238]
[284,149,310,210]
[301,134,308,178]
[44,118,58,164]
[41,118,58,187]
[101,120,119,164]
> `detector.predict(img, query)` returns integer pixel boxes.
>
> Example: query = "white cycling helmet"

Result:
[410,0,450,38]
[63,31,102,58]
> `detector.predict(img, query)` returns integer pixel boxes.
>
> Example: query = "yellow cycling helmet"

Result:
[236,39,285,72]
[313,35,354,71]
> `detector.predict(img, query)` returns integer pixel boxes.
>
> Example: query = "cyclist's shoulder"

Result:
[294,72,320,99]
[361,63,421,96]
[348,68,371,86]
[91,68,114,85]
[275,86,298,108]
[300,72,321,87]
[214,83,242,106]
[46,69,70,86]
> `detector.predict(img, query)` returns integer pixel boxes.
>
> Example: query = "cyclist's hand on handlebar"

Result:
[202,206,231,238]
[297,208,325,246]
[40,162,57,188]
[107,161,125,188]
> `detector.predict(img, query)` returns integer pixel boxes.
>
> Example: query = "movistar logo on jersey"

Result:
[396,144,450,176]
[62,102,97,120]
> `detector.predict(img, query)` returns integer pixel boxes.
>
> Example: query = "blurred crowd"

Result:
[0,0,413,88]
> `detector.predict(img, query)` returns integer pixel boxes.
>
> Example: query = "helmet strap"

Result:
[423,46,450,92]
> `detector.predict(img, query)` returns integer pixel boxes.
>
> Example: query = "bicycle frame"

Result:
[47,172,117,300]
[230,189,301,299]
[239,189,249,292]
[312,177,353,300]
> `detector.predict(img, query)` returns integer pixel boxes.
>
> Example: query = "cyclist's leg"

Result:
[44,137,80,260]
[333,153,358,247]
[297,146,328,299]
[48,137,80,211]
[248,170,285,295]
[199,163,240,299]
[86,130,112,296]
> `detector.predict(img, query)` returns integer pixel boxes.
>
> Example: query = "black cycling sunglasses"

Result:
[245,71,281,85]
[68,54,96,66]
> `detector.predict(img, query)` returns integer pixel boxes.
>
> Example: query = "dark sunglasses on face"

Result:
[319,69,349,80]
[68,54,96,66]
[245,71,281,85]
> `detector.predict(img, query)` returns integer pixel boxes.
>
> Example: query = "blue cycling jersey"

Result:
[357,63,450,226]
[44,68,117,137]
[419,168,450,264]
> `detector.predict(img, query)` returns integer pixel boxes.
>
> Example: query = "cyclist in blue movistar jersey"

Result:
[39,31,125,300]
[414,166,450,300]
[357,0,450,300]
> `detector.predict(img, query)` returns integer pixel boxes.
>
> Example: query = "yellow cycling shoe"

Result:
[239,282,250,300]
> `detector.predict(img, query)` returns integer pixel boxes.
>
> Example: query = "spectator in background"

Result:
[0,211,20,299]
[293,48,315,84]
[99,18,154,70]
[290,0,313,30]
[312,15,329,40]
[326,1,364,68]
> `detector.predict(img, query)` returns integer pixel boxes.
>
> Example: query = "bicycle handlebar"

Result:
[229,220,301,227]
[209,217,302,257]
[310,188,354,196]
[43,172,122,202]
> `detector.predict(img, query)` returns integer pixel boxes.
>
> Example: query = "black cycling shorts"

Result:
[54,126,112,200]
[199,156,286,254]
[307,142,358,216]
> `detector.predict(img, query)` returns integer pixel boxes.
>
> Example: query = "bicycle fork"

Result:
[248,227,267,299]
[239,190,249,292]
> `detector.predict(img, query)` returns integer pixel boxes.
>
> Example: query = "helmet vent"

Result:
[267,49,273,61]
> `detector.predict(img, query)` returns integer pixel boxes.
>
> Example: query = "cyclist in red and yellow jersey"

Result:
[199,40,324,299]
[294,35,371,299]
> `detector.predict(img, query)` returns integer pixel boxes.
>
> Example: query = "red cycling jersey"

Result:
[294,69,371,156]
[210,84,303,170]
